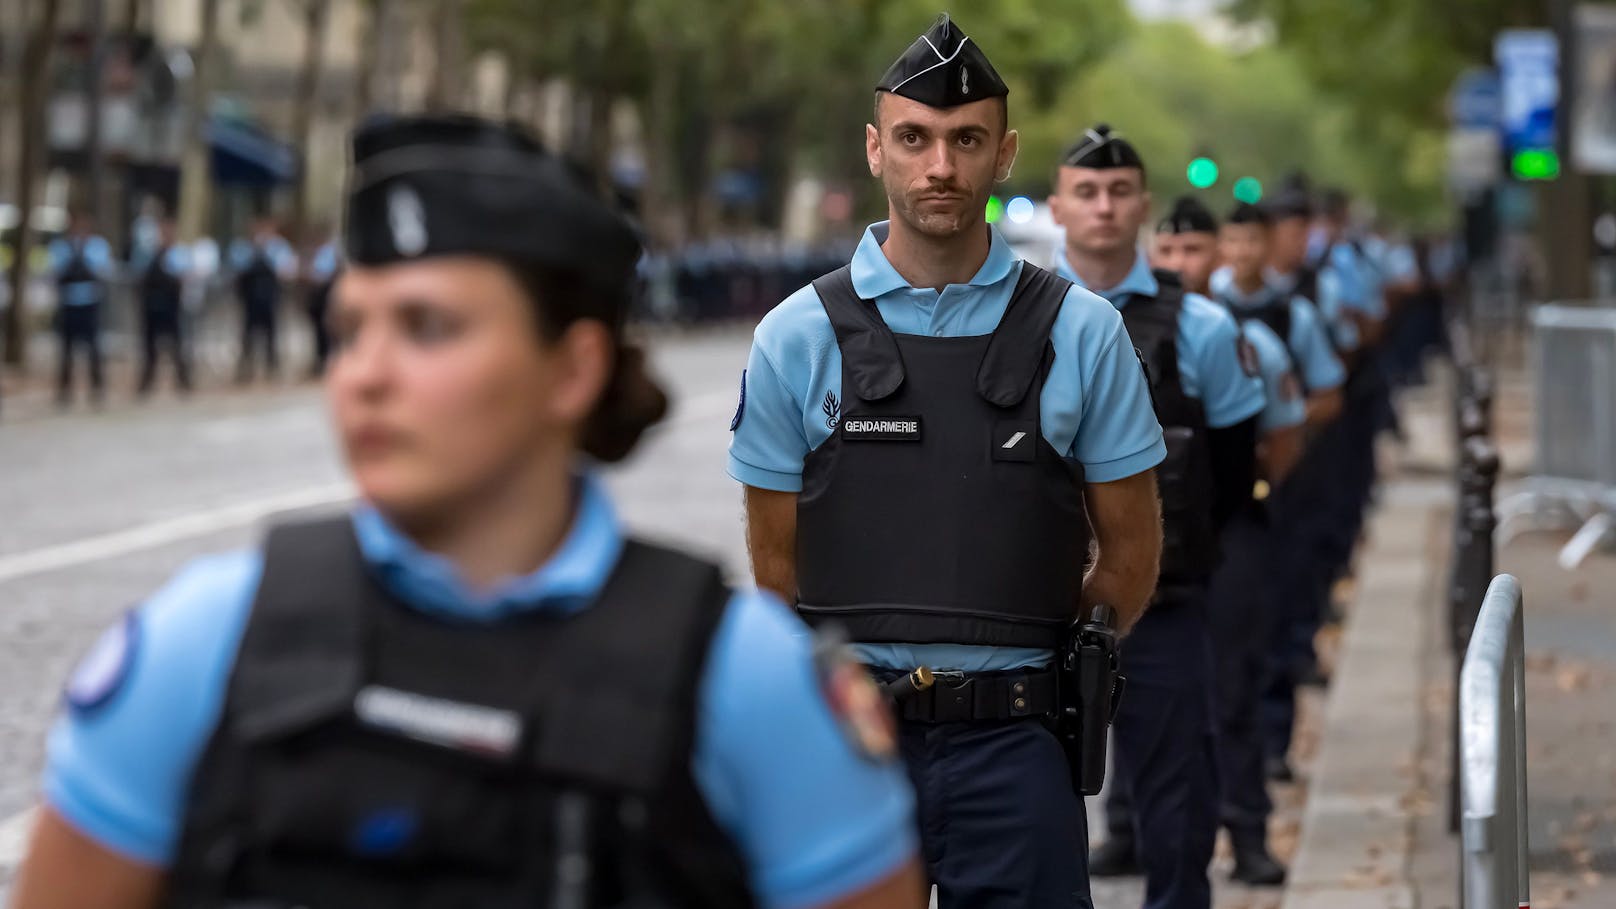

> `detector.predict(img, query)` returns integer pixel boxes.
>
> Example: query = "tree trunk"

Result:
[640,41,683,249]
[426,0,461,111]
[120,0,143,32]
[353,0,381,115]
[288,0,330,244]
[175,0,220,243]
[84,0,107,224]
[5,0,62,368]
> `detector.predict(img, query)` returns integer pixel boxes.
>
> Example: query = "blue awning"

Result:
[208,116,298,187]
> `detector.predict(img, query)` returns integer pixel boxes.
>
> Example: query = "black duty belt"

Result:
[877,667,1057,724]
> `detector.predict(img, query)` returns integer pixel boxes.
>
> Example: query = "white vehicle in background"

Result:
[995,195,1065,270]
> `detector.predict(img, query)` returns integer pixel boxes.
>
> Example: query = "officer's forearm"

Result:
[1258,424,1305,486]
[743,485,799,605]
[1305,387,1343,429]
[1081,470,1162,634]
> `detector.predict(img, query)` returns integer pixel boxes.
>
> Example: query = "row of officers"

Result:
[38,213,341,407]
[11,14,1445,909]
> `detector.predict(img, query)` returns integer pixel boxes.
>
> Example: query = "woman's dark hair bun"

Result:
[581,342,669,462]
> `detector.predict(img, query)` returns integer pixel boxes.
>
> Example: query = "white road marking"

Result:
[0,390,735,587]
[0,483,354,585]
[0,807,36,873]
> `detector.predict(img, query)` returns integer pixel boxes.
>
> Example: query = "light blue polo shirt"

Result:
[1241,320,1307,432]
[310,241,342,282]
[1056,250,1265,430]
[43,475,915,909]
[228,236,298,276]
[1210,266,1346,393]
[730,221,1165,673]
[47,236,116,307]
[130,244,194,280]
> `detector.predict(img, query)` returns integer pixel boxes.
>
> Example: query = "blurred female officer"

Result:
[11,114,922,909]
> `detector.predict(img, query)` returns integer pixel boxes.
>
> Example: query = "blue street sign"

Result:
[1495,29,1559,153]
[1449,68,1502,130]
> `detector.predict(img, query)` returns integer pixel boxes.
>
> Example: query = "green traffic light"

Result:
[1187,157,1219,189]
[1233,177,1263,204]
[1512,148,1560,181]
[986,195,1005,223]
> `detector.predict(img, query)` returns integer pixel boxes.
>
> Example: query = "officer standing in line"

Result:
[1150,196,1221,297]
[229,215,298,384]
[730,16,1166,907]
[1156,196,1306,885]
[132,215,194,397]
[1049,129,1265,909]
[303,225,341,378]
[46,210,116,408]
[12,113,924,909]
[1211,202,1346,783]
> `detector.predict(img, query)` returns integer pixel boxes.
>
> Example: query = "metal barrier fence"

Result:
[1445,314,1503,833]
[1459,573,1530,909]
[1496,305,1616,567]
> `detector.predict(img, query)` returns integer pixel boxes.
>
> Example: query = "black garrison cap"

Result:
[1157,195,1218,235]
[343,113,641,300]
[1263,187,1313,221]
[1062,124,1145,171]
[1227,201,1271,227]
[876,14,1008,108]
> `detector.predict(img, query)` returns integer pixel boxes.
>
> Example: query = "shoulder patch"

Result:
[730,369,747,432]
[811,629,897,764]
[65,611,140,713]
[1237,335,1261,378]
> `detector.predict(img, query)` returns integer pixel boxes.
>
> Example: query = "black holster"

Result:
[1051,608,1125,795]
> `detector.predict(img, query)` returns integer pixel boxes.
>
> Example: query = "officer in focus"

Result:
[47,210,116,408]
[11,113,924,909]
[731,16,1165,907]
[1049,130,1265,909]
[1155,197,1306,884]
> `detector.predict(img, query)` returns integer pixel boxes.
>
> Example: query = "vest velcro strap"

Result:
[976,264,1071,408]
[812,265,906,401]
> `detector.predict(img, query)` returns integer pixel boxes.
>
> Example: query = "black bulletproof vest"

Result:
[795,263,1090,650]
[1216,285,1309,393]
[57,240,100,295]
[169,519,754,909]
[1121,272,1216,588]
[237,247,281,307]
[1290,264,1319,309]
[142,247,183,312]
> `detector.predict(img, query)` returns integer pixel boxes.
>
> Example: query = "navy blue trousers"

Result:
[1207,511,1279,833]
[900,716,1092,908]
[1102,591,1219,909]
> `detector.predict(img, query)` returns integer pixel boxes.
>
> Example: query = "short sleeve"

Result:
[1182,298,1265,429]
[1288,300,1346,392]
[42,552,262,865]
[1070,299,1166,482]
[1242,323,1306,433]
[693,591,917,909]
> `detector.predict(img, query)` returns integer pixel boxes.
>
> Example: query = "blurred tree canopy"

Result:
[1227,0,1551,223]
[461,0,1513,240]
